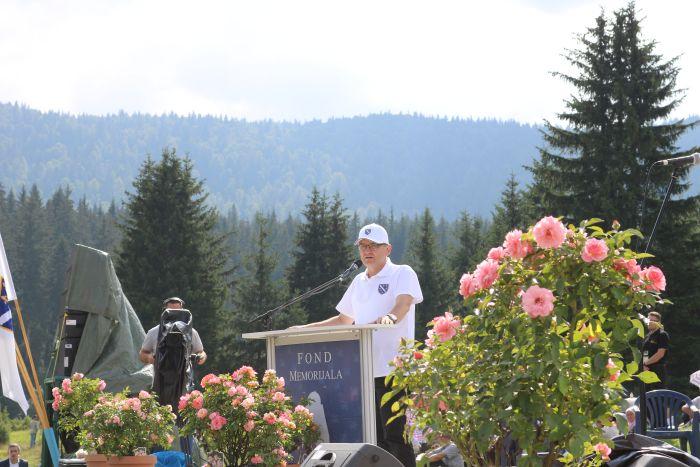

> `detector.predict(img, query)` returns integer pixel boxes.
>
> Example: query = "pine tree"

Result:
[487,174,529,247]
[116,148,230,372]
[449,212,487,280]
[527,2,700,391]
[286,189,351,324]
[11,185,50,370]
[406,208,452,338]
[225,214,305,372]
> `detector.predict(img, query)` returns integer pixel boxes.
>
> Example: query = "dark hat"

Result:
[162,296,185,306]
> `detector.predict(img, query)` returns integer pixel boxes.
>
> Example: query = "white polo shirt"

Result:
[336,258,423,377]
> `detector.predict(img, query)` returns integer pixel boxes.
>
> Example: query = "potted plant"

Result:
[179,366,319,466]
[77,390,176,467]
[52,373,107,454]
[389,218,664,466]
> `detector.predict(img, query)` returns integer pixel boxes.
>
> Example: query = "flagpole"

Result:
[12,298,45,409]
[14,345,48,427]
[15,346,60,467]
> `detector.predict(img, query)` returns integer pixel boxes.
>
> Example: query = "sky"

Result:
[1,0,698,124]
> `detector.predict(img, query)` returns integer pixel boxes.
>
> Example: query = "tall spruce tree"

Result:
[116,148,229,372]
[487,174,529,247]
[406,208,452,338]
[528,2,700,391]
[286,189,351,324]
[225,214,305,373]
[449,212,487,281]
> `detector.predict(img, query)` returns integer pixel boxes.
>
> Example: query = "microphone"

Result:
[339,259,362,281]
[657,153,700,167]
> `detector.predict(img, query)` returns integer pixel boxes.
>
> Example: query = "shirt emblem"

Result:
[378,283,389,295]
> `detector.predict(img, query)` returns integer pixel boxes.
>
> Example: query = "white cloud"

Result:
[0,0,698,122]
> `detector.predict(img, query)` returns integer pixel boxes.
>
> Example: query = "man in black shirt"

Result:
[642,311,669,390]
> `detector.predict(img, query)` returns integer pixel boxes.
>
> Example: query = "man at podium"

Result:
[297,223,423,466]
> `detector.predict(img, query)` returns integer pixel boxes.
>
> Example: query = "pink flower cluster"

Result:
[503,229,533,259]
[581,238,608,262]
[594,442,612,460]
[432,312,461,342]
[459,259,500,299]
[532,216,567,249]
[521,285,555,319]
[209,411,227,430]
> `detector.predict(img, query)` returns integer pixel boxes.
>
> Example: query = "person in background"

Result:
[28,416,40,448]
[642,311,669,390]
[420,434,464,467]
[0,444,28,467]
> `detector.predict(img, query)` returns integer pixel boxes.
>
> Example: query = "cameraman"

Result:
[139,297,207,365]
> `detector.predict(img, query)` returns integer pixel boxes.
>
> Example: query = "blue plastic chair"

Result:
[633,389,700,457]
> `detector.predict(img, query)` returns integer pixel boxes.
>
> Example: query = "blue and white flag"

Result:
[0,232,29,414]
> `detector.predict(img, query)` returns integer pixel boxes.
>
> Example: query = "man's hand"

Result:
[195,351,207,365]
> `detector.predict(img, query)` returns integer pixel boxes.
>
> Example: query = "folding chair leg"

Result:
[680,438,687,453]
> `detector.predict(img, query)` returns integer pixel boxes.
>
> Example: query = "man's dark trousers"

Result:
[375,377,416,467]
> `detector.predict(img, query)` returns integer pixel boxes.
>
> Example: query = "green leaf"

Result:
[615,412,629,435]
[631,319,645,338]
[557,373,570,395]
[638,371,661,384]
[626,361,638,375]
[380,388,400,406]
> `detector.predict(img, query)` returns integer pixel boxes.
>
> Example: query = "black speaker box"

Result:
[301,443,402,467]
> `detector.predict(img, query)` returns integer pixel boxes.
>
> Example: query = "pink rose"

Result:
[61,379,72,392]
[111,415,121,425]
[210,415,227,431]
[177,397,189,411]
[200,374,220,387]
[425,330,436,348]
[294,405,310,416]
[244,419,255,432]
[72,373,84,381]
[438,400,447,411]
[475,259,499,289]
[532,216,567,249]
[594,442,612,460]
[236,386,248,396]
[433,312,461,342]
[242,397,255,409]
[459,273,479,298]
[196,408,208,419]
[138,390,151,399]
[250,455,263,465]
[503,230,533,259]
[392,356,404,368]
[581,238,609,262]
[487,246,506,262]
[191,396,204,410]
[276,377,285,389]
[52,399,60,411]
[263,412,277,424]
[272,392,286,402]
[522,285,555,318]
[98,380,107,391]
[52,387,60,397]
[640,266,666,292]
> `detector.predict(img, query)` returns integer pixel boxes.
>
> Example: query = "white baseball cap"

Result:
[355,223,389,245]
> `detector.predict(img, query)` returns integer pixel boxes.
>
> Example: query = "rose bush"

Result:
[52,374,107,436]
[179,366,319,466]
[389,218,665,466]
[77,390,176,457]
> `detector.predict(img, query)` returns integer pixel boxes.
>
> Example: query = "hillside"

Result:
[0,103,698,218]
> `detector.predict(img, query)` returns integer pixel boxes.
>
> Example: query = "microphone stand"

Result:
[249,269,355,331]
[636,165,677,436]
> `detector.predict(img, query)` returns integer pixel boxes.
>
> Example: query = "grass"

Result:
[1,429,44,466]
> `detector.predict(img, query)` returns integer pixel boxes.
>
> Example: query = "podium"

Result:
[242,324,391,445]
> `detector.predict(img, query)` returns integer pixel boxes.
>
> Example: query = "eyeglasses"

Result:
[358,242,387,251]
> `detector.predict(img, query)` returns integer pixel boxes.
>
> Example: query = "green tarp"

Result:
[61,244,152,393]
